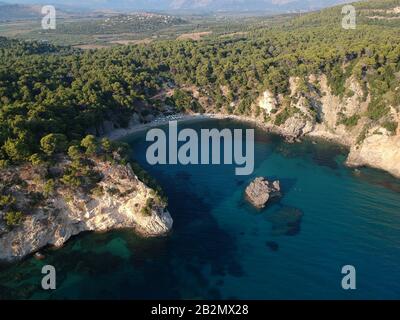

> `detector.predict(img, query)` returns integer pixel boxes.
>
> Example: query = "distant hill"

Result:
[1,0,355,13]
[0,2,42,21]
[289,0,400,28]
[165,0,355,12]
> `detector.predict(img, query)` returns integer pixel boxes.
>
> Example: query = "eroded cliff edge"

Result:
[0,159,172,262]
[174,74,400,178]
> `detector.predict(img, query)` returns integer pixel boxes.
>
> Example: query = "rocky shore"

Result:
[0,161,173,262]
[184,74,400,179]
[110,104,400,179]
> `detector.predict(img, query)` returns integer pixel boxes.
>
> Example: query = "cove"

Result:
[1,118,400,300]
[145,120,255,175]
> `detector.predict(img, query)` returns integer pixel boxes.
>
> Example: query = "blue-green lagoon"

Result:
[1,119,400,299]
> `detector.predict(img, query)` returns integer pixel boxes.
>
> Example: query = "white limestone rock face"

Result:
[195,74,400,178]
[280,113,314,139]
[259,90,277,115]
[0,163,173,262]
[279,75,400,177]
[347,134,400,178]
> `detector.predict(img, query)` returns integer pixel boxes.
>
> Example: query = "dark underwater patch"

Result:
[236,179,245,186]
[353,168,400,193]
[275,138,347,171]
[266,241,279,252]
[311,149,340,170]
[267,206,304,236]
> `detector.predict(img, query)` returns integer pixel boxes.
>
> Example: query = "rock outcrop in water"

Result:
[0,161,173,262]
[245,177,281,209]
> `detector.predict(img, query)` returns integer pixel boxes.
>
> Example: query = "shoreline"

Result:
[105,112,399,179]
[106,112,350,148]
[107,112,281,140]
[106,113,214,140]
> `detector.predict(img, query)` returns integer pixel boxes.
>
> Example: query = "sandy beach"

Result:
[106,114,209,140]
[106,112,279,141]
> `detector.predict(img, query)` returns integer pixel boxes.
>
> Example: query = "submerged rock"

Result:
[267,207,303,236]
[265,241,279,252]
[245,177,282,209]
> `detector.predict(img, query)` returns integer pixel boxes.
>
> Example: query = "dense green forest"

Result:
[0,37,163,166]
[1,0,400,168]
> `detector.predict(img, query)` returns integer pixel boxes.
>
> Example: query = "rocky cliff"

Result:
[303,75,399,178]
[347,134,400,177]
[0,161,173,262]
[186,73,400,178]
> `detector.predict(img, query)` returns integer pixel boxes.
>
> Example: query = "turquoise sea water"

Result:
[1,119,400,300]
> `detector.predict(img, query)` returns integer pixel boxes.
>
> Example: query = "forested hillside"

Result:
[0,37,163,166]
[1,0,400,168]
[52,14,187,35]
